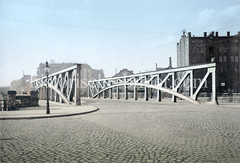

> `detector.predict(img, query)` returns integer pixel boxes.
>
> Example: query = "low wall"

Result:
[2,90,39,111]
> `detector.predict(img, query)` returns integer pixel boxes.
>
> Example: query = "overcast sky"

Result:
[0,0,240,86]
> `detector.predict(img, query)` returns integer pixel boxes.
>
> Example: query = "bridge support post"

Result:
[39,88,42,100]
[157,90,161,102]
[172,73,177,103]
[145,87,149,101]
[190,71,193,96]
[134,86,138,100]
[103,90,106,99]
[55,93,58,102]
[109,88,113,99]
[50,89,54,101]
[117,87,120,99]
[125,85,128,100]
[43,87,46,100]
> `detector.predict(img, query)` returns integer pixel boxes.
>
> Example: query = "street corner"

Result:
[0,105,99,120]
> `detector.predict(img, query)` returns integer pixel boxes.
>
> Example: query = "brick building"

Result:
[177,31,240,93]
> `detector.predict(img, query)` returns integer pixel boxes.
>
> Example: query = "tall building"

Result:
[177,31,240,93]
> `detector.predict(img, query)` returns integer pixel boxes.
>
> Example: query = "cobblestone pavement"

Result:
[1,99,240,162]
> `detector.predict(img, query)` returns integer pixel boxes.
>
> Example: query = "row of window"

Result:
[191,47,204,53]
[191,39,239,44]
[191,46,239,53]
[219,47,238,53]
[219,56,239,63]
[219,65,239,73]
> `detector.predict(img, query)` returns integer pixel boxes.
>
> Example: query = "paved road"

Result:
[1,99,240,162]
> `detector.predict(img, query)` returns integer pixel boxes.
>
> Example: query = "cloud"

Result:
[221,5,240,17]
[195,5,240,31]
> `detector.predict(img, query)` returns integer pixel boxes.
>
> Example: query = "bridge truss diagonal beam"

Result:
[88,63,218,105]
[31,64,82,105]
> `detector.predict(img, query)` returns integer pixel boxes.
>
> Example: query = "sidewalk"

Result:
[0,100,99,120]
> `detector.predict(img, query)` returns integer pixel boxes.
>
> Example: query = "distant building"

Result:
[10,75,32,94]
[113,69,134,77]
[0,86,10,95]
[177,31,240,93]
[37,63,75,78]
[156,57,173,71]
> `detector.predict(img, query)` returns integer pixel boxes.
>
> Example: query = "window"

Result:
[224,47,227,52]
[219,56,222,62]
[225,66,228,72]
[231,56,234,62]
[219,47,222,52]
[223,56,227,62]
[220,66,223,73]
[235,66,239,72]
[235,56,239,62]
[210,57,215,62]
[196,48,199,53]
[192,47,195,52]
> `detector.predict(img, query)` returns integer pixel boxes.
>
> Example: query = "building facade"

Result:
[112,69,134,78]
[37,63,75,78]
[177,31,240,93]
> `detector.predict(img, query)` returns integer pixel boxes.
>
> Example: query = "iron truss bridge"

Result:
[31,64,82,105]
[88,63,218,104]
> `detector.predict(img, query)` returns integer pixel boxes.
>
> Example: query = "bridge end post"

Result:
[210,69,219,105]
[75,64,81,106]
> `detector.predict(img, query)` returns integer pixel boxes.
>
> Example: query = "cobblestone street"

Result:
[1,99,240,162]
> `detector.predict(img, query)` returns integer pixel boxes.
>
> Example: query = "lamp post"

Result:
[44,61,50,114]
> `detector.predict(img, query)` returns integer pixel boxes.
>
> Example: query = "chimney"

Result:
[169,57,172,68]
[204,32,207,37]
[155,63,157,71]
[227,31,230,37]
[216,32,218,37]
[188,32,191,37]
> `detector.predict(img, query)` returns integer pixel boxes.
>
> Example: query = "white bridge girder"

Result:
[31,64,82,105]
[88,63,218,104]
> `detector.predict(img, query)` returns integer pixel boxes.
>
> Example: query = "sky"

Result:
[0,0,240,86]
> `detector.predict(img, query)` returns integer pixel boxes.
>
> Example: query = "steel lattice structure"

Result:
[31,64,81,105]
[88,63,218,104]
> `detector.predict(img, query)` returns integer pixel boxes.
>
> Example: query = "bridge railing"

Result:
[88,63,218,104]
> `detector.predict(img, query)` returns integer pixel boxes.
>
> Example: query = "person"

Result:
[227,89,233,102]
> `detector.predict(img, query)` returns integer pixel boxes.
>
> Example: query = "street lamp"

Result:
[44,61,50,114]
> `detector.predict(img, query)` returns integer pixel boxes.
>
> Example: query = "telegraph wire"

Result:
[0,18,181,36]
